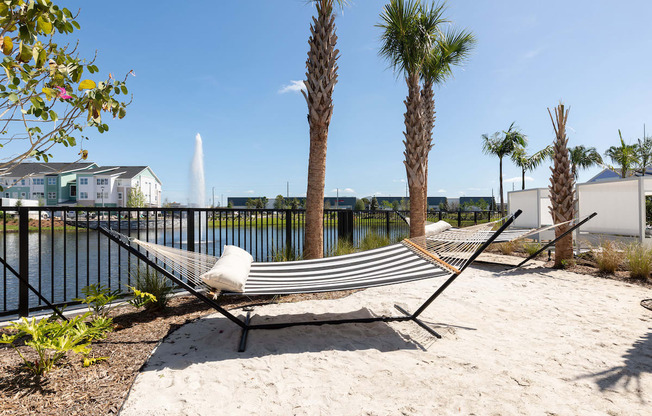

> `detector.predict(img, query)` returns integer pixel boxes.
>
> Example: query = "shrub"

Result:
[625,243,652,280]
[523,242,543,257]
[130,267,173,310]
[497,241,516,255]
[358,232,391,251]
[331,239,356,256]
[74,284,121,318]
[593,240,624,274]
[0,313,112,376]
[272,246,302,262]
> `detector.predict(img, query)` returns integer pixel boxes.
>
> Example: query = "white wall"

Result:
[578,178,642,236]
[508,188,548,228]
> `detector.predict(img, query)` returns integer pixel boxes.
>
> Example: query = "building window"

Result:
[79,178,88,185]
[32,192,44,199]
[33,178,44,185]
[47,177,56,185]
[48,192,56,199]
[4,192,9,197]
[118,192,123,200]
[96,178,109,185]
[80,192,88,199]
[96,192,109,200]
[20,192,26,198]
[70,185,77,197]
[21,179,26,185]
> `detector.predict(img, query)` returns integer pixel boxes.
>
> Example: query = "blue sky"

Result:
[51,0,652,205]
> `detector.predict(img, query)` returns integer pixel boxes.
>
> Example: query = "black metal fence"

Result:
[0,207,500,317]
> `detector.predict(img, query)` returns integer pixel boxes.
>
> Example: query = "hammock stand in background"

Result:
[98,211,523,351]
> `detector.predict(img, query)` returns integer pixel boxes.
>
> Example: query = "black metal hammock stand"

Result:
[96,210,522,351]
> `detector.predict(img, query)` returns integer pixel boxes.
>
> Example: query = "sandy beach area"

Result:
[119,264,652,415]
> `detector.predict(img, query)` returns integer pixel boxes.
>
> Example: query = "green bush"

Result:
[523,242,543,257]
[358,232,391,251]
[74,284,121,318]
[594,240,624,274]
[625,243,652,280]
[330,239,356,256]
[272,246,302,262]
[0,313,112,376]
[130,267,174,311]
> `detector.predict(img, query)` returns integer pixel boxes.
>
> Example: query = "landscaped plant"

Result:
[625,243,652,280]
[523,241,543,257]
[331,239,356,256]
[129,267,172,310]
[74,283,121,318]
[593,240,624,274]
[497,241,516,255]
[0,313,111,376]
[359,232,391,251]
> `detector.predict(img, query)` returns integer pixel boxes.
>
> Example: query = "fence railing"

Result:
[0,207,500,317]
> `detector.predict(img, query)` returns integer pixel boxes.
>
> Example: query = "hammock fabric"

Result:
[98,211,523,351]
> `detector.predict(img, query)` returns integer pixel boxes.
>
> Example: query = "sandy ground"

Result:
[120,264,652,415]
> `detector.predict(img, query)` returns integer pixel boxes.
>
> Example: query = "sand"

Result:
[119,264,652,415]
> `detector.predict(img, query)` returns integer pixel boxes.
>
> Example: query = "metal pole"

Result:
[187,208,195,252]
[18,207,29,317]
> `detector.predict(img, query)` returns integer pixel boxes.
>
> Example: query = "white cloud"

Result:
[523,47,542,59]
[392,179,406,183]
[437,189,446,193]
[503,176,534,183]
[467,187,488,191]
[245,190,255,194]
[278,80,306,94]
[330,188,355,194]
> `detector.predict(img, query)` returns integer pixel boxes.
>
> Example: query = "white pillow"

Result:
[201,245,253,292]
[424,221,452,235]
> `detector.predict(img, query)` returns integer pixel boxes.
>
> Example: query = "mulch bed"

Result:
[0,291,354,415]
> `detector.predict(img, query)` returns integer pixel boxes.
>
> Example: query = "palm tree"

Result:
[378,0,446,238]
[635,135,652,175]
[605,130,639,178]
[303,0,346,259]
[568,145,603,180]
[548,103,574,268]
[510,145,553,190]
[420,28,476,220]
[481,122,527,216]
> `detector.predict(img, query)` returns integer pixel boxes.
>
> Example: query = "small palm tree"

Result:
[378,0,445,238]
[568,145,603,180]
[635,135,652,175]
[548,103,574,268]
[510,145,553,190]
[605,130,639,178]
[303,0,346,259]
[481,122,527,216]
[420,28,476,220]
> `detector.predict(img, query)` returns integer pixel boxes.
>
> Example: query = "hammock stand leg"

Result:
[514,212,597,268]
[238,311,251,352]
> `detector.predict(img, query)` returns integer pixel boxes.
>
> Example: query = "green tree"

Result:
[0,1,130,177]
[354,198,365,210]
[303,0,347,260]
[481,122,527,215]
[569,145,603,180]
[392,200,400,211]
[381,200,393,210]
[378,0,446,238]
[605,130,639,178]
[227,201,233,209]
[510,144,553,190]
[635,135,652,175]
[370,196,379,211]
[274,194,285,209]
[260,196,268,209]
[361,197,370,209]
[126,187,146,208]
[245,198,256,209]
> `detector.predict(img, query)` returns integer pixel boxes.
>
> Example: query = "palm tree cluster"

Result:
[604,130,652,178]
[378,0,476,237]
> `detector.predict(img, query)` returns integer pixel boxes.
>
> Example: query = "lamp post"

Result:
[212,187,215,207]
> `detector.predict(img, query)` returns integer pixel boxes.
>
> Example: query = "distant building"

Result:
[0,163,162,207]
[228,196,357,209]
[587,167,652,183]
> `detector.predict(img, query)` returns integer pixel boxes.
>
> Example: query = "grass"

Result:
[593,240,624,274]
[625,243,652,280]
[523,241,543,257]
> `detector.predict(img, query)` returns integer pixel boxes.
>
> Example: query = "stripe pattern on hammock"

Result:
[241,243,451,295]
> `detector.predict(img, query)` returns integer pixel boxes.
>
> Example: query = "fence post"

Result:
[187,209,195,252]
[337,210,354,244]
[457,209,462,228]
[385,211,390,237]
[285,209,292,251]
[438,211,442,221]
[18,207,29,317]
[474,211,478,225]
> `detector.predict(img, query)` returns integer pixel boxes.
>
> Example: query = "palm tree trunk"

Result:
[548,104,575,267]
[404,73,426,238]
[421,80,435,224]
[522,167,525,190]
[302,0,339,259]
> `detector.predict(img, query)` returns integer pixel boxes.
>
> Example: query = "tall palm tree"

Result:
[548,103,574,268]
[568,145,603,180]
[378,0,446,238]
[510,145,553,190]
[481,122,527,216]
[605,130,639,178]
[420,28,476,220]
[303,0,346,259]
[635,135,652,175]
